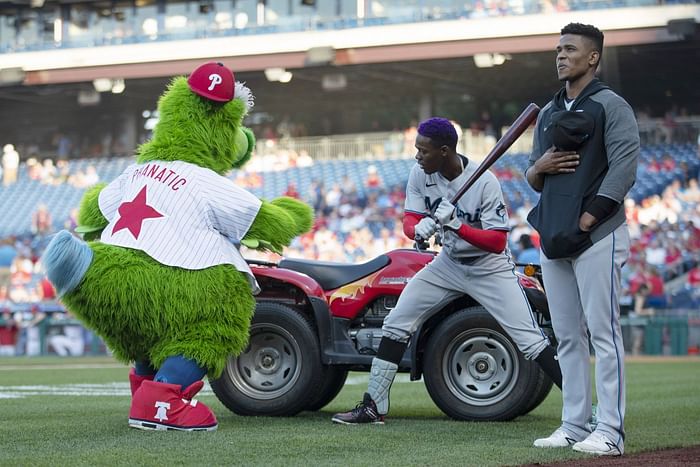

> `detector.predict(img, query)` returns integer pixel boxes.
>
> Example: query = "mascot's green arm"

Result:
[242,197,314,253]
[74,183,109,241]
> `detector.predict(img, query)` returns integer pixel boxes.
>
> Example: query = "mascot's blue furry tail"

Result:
[42,230,93,297]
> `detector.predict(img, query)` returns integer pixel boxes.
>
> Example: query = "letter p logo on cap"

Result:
[188,62,234,102]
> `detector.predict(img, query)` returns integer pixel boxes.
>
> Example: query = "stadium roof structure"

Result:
[0,2,698,144]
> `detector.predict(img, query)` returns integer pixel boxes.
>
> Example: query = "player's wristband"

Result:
[585,195,619,222]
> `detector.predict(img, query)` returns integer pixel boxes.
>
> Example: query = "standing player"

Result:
[526,23,639,456]
[331,117,562,425]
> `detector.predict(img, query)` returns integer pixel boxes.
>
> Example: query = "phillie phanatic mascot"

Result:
[42,62,313,432]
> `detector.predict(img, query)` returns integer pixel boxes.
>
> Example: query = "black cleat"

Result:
[331,393,385,425]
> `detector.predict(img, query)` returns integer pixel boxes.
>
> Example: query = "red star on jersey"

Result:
[112,186,163,239]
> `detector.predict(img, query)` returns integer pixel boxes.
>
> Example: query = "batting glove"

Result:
[434,199,461,231]
[415,217,437,239]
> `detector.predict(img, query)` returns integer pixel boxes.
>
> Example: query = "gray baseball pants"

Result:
[540,223,629,449]
[382,252,550,360]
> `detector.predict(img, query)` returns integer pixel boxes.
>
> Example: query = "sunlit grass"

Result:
[0,356,698,466]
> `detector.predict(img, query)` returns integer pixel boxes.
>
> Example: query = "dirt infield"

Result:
[521,445,700,466]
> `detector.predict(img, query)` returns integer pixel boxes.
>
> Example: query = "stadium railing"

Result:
[253,127,535,163]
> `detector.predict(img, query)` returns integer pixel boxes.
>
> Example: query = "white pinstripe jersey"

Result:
[404,157,509,259]
[98,160,262,291]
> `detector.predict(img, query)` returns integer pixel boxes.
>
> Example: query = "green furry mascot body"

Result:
[43,62,313,431]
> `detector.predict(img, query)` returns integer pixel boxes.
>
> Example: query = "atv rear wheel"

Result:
[423,306,541,421]
[210,302,323,416]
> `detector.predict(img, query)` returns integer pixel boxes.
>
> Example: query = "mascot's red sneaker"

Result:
[128,380,218,432]
[128,368,155,396]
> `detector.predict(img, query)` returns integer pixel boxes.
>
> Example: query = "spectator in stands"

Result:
[388,183,406,207]
[48,313,85,357]
[54,159,71,185]
[305,179,325,211]
[644,237,667,272]
[479,110,497,141]
[371,227,398,256]
[508,218,532,246]
[659,153,676,172]
[82,165,100,187]
[364,164,383,192]
[2,143,19,186]
[68,168,86,188]
[283,182,300,199]
[296,150,313,167]
[680,178,700,204]
[324,184,343,214]
[31,204,54,237]
[516,233,540,265]
[660,108,677,144]
[664,243,683,278]
[0,238,17,287]
[659,187,682,224]
[9,253,33,287]
[53,132,73,159]
[0,310,20,356]
[36,275,56,303]
[64,207,79,233]
[340,175,358,198]
[629,283,654,356]
[68,165,100,188]
[13,307,46,356]
[643,265,667,309]
[688,263,700,288]
[25,157,42,181]
[40,158,57,185]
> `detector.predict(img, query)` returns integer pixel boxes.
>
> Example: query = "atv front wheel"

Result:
[210,302,323,416]
[423,306,541,421]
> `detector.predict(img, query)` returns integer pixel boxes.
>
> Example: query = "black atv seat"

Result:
[278,255,391,291]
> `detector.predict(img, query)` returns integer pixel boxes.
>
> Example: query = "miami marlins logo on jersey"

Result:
[496,202,506,221]
[424,196,481,223]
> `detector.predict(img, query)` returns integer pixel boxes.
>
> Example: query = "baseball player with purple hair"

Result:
[332,117,563,425]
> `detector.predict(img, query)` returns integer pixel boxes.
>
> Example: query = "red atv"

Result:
[210,247,555,421]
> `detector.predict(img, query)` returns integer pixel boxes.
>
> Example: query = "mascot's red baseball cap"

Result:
[187,62,235,102]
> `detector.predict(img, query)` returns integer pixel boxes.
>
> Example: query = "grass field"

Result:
[0,356,698,466]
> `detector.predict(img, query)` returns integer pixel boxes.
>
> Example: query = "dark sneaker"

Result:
[331,393,385,425]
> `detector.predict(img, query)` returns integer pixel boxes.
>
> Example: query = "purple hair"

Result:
[417,117,458,150]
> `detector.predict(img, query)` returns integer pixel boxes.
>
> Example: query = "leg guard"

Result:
[367,358,398,415]
[535,345,563,389]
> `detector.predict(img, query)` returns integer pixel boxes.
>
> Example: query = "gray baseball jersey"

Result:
[405,156,509,262]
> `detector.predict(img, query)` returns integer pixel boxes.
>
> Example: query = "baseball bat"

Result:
[450,102,540,205]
